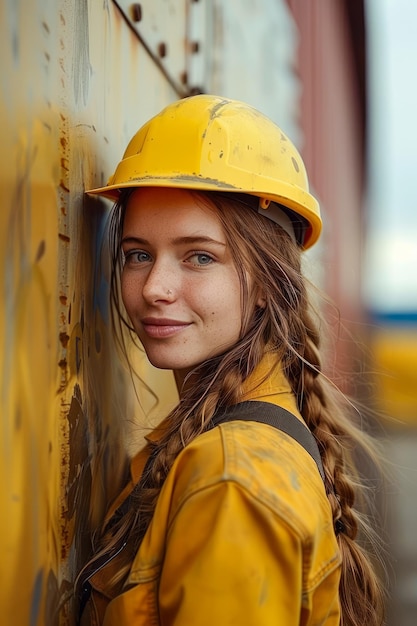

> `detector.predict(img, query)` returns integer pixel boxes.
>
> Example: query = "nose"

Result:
[142,259,176,304]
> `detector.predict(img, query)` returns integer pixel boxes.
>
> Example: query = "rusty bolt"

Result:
[131,3,142,22]
[157,42,167,58]
[190,41,200,53]
[180,71,188,85]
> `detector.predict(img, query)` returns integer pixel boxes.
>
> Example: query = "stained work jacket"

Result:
[81,352,341,625]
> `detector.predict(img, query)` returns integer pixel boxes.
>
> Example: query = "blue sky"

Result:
[365,0,417,312]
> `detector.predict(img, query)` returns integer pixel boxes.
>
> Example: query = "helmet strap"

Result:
[257,199,297,245]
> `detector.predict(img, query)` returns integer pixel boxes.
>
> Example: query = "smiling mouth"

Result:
[141,319,191,338]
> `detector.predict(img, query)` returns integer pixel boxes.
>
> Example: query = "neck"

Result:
[174,368,195,396]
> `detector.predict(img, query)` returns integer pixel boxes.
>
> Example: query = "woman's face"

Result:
[121,187,244,384]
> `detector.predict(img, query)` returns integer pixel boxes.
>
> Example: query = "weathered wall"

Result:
[0,1,179,623]
[0,1,301,623]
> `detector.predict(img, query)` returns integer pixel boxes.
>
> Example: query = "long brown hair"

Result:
[79,189,385,625]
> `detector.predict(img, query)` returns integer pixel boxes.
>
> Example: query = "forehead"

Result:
[123,187,225,237]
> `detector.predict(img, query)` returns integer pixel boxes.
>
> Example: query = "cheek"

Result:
[120,272,137,314]
[210,275,242,326]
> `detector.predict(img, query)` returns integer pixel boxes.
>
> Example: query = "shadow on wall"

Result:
[58,185,133,622]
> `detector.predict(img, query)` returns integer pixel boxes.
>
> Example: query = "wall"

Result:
[0,1,302,623]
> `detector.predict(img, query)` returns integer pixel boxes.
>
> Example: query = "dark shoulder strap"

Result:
[213,400,325,482]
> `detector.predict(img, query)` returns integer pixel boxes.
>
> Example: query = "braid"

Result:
[301,343,384,624]
[214,194,385,624]
[285,307,385,626]
[79,191,385,623]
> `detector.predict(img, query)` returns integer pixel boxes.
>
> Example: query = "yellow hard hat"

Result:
[87,95,321,249]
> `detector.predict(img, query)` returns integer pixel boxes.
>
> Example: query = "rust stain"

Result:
[59,332,70,348]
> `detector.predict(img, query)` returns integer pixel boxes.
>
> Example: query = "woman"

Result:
[79,95,385,625]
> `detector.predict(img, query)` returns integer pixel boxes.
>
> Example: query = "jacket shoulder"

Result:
[163,421,331,541]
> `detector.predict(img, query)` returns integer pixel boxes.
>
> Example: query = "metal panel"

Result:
[115,0,210,93]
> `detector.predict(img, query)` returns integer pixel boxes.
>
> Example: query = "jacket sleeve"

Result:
[158,479,304,626]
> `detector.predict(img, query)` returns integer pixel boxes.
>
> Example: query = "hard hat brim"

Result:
[86,176,321,249]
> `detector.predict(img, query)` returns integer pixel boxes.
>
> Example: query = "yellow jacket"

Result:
[81,353,341,625]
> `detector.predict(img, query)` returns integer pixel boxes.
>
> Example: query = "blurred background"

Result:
[1,0,416,624]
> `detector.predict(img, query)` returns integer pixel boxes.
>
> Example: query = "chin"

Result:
[146,355,189,371]
[147,360,175,371]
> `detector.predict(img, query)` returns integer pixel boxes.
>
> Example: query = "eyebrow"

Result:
[121,235,226,247]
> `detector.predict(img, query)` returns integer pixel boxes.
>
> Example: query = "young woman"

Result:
[78,95,385,625]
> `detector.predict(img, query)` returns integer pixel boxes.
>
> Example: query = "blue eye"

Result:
[124,250,151,264]
[190,253,214,266]
[197,254,213,265]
